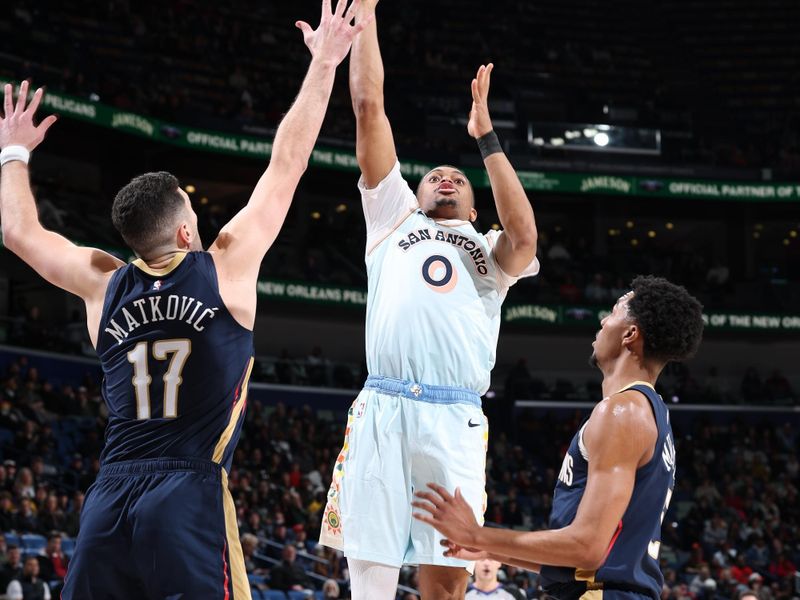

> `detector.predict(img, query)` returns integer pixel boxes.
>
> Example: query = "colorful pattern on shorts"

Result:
[318,400,356,549]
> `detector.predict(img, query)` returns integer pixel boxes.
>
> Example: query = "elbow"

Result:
[575,547,607,572]
[270,155,308,179]
[1,225,22,253]
[351,95,385,120]
[510,230,538,258]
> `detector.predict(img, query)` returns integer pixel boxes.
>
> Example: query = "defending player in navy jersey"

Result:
[414,276,704,600]
[0,3,369,598]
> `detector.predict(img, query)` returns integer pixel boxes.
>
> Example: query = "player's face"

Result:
[178,189,203,251]
[590,291,634,369]
[417,166,477,222]
[474,558,502,583]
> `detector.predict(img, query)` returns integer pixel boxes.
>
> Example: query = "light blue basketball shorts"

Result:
[319,375,488,570]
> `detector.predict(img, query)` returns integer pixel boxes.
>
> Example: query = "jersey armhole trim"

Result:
[617,384,662,474]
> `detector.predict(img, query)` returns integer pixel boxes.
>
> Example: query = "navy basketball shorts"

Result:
[62,458,250,600]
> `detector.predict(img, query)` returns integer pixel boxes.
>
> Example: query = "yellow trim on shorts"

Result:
[576,568,597,582]
[222,468,251,600]
[579,590,603,600]
[132,251,188,276]
[212,358,254,464]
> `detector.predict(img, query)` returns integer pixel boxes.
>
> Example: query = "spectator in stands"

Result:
[240,532,269,588]
[37,533,68,586]
[0,492,17,531]
[745,537,771,572]
[6,555,51,600]
[731,554,753,585]
[321,578,340,599]
[15,498,38,533]
[767,551,796,581]
[1,545,23,589]
[37,496,65,534]
[703,514,729,549]
[12,468,35,500]
[269,545,313,596]
[584,273,610,304]
[63,492,83,538]
[737,589,758,600]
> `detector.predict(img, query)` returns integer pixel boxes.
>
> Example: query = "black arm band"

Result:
[477,130,503,160]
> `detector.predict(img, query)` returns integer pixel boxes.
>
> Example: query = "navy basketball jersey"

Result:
[95,252,254,473]
[540,382,676,600]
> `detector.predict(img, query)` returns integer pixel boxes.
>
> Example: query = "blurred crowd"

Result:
[0,352,797,598]
[2,0,799,171]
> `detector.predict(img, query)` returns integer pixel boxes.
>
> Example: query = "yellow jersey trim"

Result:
[212,358,254,464]
[132,251,189,276]
[616,380,656,395]
[221,469,251,600]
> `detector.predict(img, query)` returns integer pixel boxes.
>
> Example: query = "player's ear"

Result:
[468,207,478,222]
[177,221,192,249]
[621,324,639,349]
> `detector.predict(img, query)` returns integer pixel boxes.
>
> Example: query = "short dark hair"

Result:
[112,172,185,257]
[627,275,704,363]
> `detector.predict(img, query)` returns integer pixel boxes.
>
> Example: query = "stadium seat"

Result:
[61,538,76,556]
[21,534,47,553]
[4,533,20,547]
[0,427,14,445]
[263,591,288,600]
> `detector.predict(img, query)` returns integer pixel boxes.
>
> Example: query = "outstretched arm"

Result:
[413,392,655,570]
[0,82,124,304]
[210,0,370,285]
[350,0,397,188]
[468,65,537,277]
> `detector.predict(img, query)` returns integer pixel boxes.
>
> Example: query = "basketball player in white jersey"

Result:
[317,2,539,598]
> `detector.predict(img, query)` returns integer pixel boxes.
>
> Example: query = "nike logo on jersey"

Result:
[468,419,481,428]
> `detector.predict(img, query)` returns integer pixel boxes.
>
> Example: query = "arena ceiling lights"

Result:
[529,122,661,155]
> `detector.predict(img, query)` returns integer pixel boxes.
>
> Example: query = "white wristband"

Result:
[0,145,31,167]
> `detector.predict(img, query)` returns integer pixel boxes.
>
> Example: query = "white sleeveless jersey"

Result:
[361,162,539,395]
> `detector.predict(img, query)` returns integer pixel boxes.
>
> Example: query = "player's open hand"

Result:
[440,538,490,561]
[467,64,494,139]
[412,483,481,547]
[0,81,57,152]
[296,0,374,67]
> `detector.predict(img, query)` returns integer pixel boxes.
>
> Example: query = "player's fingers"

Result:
[27,87,44,115]
[484,63,494,91]
[414,490,443,507]
[37,114,58,136]
[3,84,12,118]
[15,80,30,115]
[322,0,332,18]
[353,13,374,35]
[344,0,360,24]
[412,512,436,526]
[334,0,348,18]
[296,21,313,39]
[471,78,480,102]
[426,482,454,501]
[411,500,437,515]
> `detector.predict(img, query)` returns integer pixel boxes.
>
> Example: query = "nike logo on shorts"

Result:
[468,419,480,428]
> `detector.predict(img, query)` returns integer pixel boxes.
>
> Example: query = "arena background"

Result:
[0,0,798,598]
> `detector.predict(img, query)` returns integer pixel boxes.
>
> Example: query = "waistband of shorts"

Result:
[543,580,657,600]
[364,375,481,406]
[98,457,222,478]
